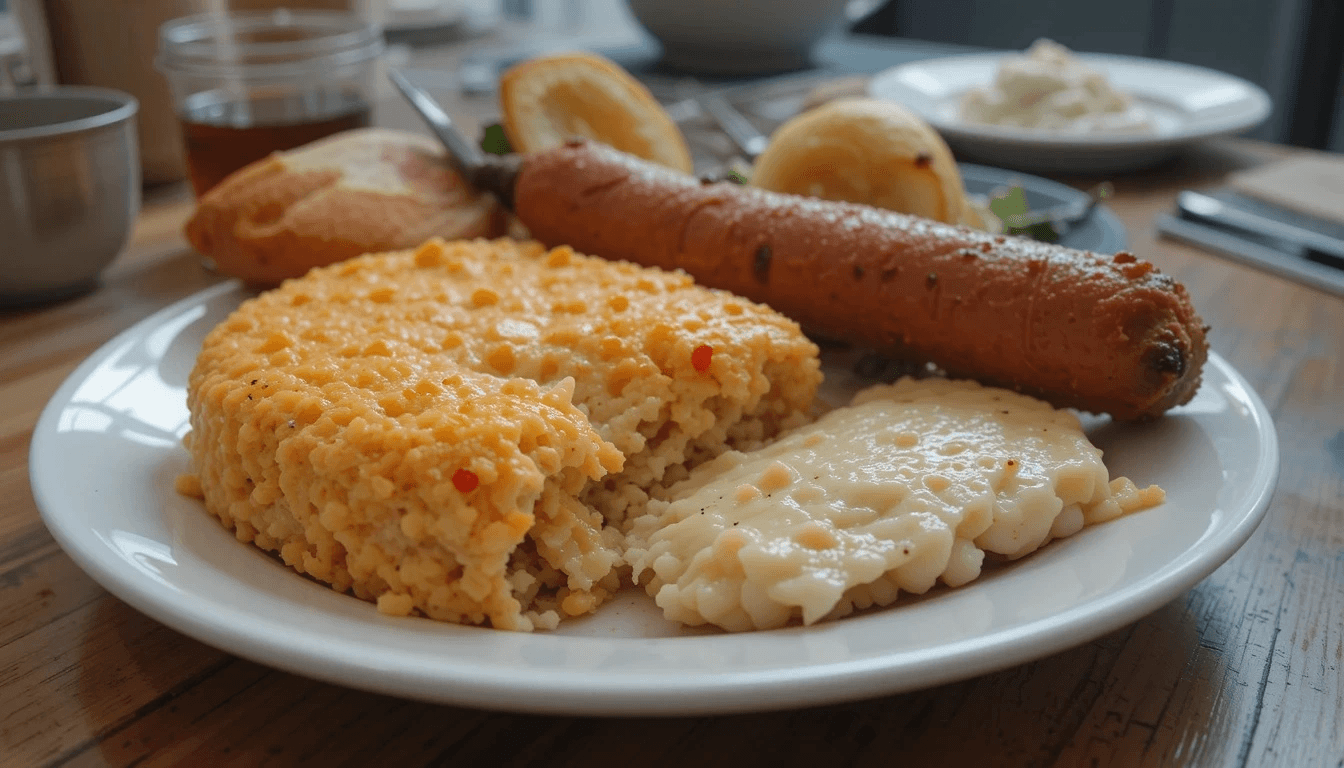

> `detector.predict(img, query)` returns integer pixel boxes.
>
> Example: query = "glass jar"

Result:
[156,9,382,196]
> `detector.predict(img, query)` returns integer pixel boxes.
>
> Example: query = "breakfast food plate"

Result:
[31,281,1276,716]
[868,52,1271,175]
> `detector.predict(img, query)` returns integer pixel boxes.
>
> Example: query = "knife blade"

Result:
[1156,213,1344,298]
[388,68,487,179]
[1176,190,1344,270]
[387,68,523,209]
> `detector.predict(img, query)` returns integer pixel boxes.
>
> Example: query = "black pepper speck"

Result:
[753,243,772,283]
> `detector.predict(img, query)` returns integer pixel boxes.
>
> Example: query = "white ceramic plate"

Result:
[32,282,1278,716]
[868,52,1272,175]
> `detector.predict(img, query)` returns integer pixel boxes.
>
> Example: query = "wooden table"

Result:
[3,41,1343,766]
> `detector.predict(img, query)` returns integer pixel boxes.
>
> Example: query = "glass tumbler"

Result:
[156,9,383,196]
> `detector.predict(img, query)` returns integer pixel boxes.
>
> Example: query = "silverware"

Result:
[388,68,486,177]
[1176,190,1344,269]
[1157,213,1344,298]
[388,68,519,207]
[1,86,140,306]
[1159,189,1344,297]
[700,93,769,160]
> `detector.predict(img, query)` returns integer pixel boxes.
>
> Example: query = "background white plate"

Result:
[31,282,1278,716]
[869,52,1272,175]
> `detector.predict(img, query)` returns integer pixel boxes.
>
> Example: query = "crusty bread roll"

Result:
[750,98,970,226]
[184,128,507,285]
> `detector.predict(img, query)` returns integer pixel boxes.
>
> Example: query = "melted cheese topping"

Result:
[626,377,1163,631]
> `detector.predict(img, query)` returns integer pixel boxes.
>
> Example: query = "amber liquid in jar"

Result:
[180,91,371,196]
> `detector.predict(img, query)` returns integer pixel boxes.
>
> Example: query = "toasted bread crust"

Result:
[750,98,968,225]
[185,129,507,285]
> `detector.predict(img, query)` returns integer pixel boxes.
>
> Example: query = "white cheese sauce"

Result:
[625,377,1163,631]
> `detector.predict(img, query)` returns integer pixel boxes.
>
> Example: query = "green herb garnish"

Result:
[988,185,1060,242]
[480,123,512,155]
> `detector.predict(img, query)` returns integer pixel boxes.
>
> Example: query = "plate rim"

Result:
[868,50,1273,150]
[30,281,1279,716]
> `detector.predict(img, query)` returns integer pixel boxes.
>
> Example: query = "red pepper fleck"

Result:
[452,468,479,493]
[691,344,713,372]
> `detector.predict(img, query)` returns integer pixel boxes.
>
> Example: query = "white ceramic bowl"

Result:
[626,0,851,76]
[0,87,140,306]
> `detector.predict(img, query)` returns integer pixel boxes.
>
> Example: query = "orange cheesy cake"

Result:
[180,237,821,631]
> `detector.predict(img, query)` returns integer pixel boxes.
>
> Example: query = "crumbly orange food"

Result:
[182,237,821,631]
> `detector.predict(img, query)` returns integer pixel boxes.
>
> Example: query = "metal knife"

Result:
[387,68,520,208]
[1176,190,1344,270]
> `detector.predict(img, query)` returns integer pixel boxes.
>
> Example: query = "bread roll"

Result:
[750,98,969,226]
[184,128,507,285]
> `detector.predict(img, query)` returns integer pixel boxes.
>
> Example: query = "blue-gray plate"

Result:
[960,163,1128,255]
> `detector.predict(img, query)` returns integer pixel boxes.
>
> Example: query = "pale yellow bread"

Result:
[750,97,972,226]
[185,128,507,286]
[499,52,694,174]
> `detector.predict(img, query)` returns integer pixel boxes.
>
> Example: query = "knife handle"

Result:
[1177,190,1344,269]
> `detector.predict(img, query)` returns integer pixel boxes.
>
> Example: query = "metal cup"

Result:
[0,86,140,306]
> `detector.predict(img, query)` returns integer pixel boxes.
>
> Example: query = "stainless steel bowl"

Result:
[0,87,140,306]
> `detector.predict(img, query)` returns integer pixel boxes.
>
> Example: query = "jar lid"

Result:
[156,9,383,79]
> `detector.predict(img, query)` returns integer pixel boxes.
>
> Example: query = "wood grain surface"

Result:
[2,43,1342,768]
